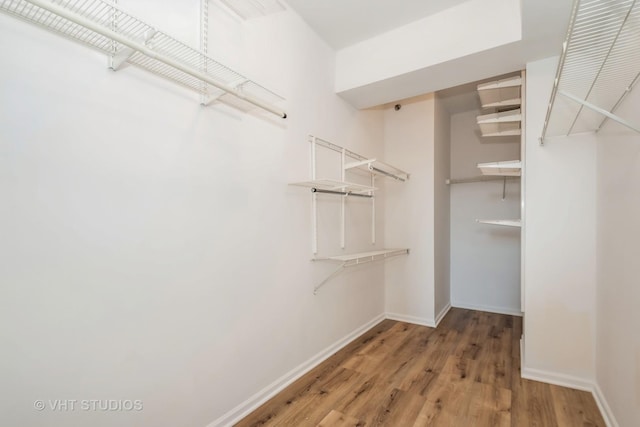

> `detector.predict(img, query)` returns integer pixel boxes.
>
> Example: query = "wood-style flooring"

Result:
[236,308,605,426]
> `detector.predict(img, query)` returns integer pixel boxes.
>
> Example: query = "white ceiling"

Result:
[285,0,471,49]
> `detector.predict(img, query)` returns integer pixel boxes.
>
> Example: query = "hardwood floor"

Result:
[235,308,605,426]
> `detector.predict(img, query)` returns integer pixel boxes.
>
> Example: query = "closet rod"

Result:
[25,0,287,119]
[311,188,373,199]
[446,176,519,185]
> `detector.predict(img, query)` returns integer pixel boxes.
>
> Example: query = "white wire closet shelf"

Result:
[541,0,640,142]
[289,179,375,197]
[0,0,286,118]
[219,0,285,20]
[477,76,522,109]
[312,249,409,293]
[476,219,522,228]
[477,109,522,137]
[477,160,522,177]
[344,159,410,182]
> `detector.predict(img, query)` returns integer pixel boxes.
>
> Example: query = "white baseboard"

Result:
[521,366,594,392]
[592,383,619,427]
[207,313,386,427]
[435,302,452,327]
[385,312,436,328]
[451,301,523,317]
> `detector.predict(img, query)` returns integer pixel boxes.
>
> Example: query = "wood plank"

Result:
[235,310,606,427]
[549,384,606,427]
[316,409,363,427]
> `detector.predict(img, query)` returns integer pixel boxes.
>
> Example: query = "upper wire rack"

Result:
[541,0,640,139]
[0,0,285,116]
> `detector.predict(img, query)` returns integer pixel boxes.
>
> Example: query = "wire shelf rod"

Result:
[1,0,286,118]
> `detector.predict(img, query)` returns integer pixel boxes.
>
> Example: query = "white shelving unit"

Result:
[540,0,640,143]
[291,135,410,292]
[344,159,410,182]
[477,160,522,177]
[474,73,524,235]
[0,0,286,118]
[311,249,409,294]
[477,76,522,108]
[477,109,522,137]
[476,219,522,228]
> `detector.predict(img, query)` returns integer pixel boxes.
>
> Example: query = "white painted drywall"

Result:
[434,96,451,317]
[523,56,597,382]
[383,95,436,324]
[595,88,640,426]
[0,3,389,426]
[449,110,522,315]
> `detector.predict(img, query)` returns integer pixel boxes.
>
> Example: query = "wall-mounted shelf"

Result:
[289,179,375,198]
[0,0,286,118]
[477,109,522,137]
[312,249,409,294]
[477,76,522,109]
[344,159,410,182]
[291,136,410,292]
[540,0,640,143]
[476,219,521,228]
[477,160,522,177]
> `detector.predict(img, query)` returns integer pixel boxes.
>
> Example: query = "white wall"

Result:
[523,56,597,383]
[433,96,451,318]
[595,88,640,426]
[383,95,436,324]
[449,110,521,315]
[0,3,388,427]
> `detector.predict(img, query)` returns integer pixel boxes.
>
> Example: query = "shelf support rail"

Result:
[22,0,287,119]
[558,90,640,135]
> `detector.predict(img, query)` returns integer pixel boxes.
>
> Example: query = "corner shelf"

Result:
[477,109,522,137]
[312,249,409,294]
[476,219,521,228]
[477,76,522,109]
[0,0,286,118]
[477,160,522,177]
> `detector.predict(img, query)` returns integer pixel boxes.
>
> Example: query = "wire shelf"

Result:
[477,160,522,177]
[344,159,410,182]
[476,219,522,228]
[289,179,376,196]
[541,0,640,140]
[477,76,522,109]
[0,0,286,117]
[477,109,522,137]
[314,249,409,266]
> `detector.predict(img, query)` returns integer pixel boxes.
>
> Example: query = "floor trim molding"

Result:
[592,383,619,427]
[435,302,452,327]
[451,301,523,317]
[521,366,594,392]
[207,313,386,427]
[385,312,436,328]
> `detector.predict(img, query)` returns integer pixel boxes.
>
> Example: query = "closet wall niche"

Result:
[441,71,524,316]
